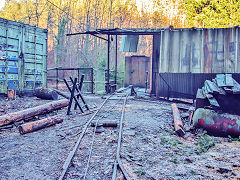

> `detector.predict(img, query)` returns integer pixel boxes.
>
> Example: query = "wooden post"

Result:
[19,115,63,134]
[171,103,185,137]
[91,68,94,94]
[106,35,110,94]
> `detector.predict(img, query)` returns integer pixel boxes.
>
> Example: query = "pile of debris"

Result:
[171,74,240,138]
[193,74,240,137]
[196,74,240,115]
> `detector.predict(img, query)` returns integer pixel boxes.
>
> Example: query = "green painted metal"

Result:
[0,18,47,94]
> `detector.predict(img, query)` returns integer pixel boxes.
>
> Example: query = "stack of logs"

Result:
[0,99,69,134]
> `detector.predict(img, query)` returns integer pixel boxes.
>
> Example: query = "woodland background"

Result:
[0,0,239,70]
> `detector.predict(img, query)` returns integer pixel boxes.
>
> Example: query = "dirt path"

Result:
[0,95,240,179]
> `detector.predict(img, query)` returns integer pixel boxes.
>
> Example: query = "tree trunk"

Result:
[19,115,63,134]
[0,99,69,127]
[35,88,58,100]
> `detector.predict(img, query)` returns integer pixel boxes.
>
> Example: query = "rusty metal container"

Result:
[0,18,47,95]
[193,108,240,137]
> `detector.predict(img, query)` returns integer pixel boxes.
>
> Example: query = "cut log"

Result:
[0,99,69,127]
[171,103,185,137]
[103,120,118,127]
[19,115,63,134]
[35,88,58,100]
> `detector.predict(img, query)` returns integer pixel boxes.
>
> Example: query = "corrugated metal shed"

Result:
[0,18,47,94]
[152,26,240,98]
[158,27,240,73]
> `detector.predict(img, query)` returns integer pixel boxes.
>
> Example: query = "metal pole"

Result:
[107,34,110,93]
[91,68,94,94]
[115,35,118,87]
[56,68,59,90]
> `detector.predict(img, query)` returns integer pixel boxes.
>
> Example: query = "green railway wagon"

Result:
[0,18,47,95]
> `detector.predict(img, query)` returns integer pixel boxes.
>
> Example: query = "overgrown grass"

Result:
[196,131,215,153]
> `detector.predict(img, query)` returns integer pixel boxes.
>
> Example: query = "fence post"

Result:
[91,68,94,94]
[56,68,59,90]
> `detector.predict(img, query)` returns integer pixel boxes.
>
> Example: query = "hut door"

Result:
[125,56,150,88]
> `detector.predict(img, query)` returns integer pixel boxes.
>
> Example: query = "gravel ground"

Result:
[0,93,240,179]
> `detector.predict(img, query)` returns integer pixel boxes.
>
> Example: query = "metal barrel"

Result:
[193,108,240,137]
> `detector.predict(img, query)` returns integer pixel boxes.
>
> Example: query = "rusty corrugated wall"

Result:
[158,27,240,73]
[153,27,240,98]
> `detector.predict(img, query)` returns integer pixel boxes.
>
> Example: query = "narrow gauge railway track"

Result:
[59,94,129,180]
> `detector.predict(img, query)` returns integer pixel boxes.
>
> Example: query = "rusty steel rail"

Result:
[83,95,125,179]
[58,95,112,180]
[112,95,130,180]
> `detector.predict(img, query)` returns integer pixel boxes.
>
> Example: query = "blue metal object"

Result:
[0,18,47,94]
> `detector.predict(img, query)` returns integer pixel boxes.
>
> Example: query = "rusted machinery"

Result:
[193,74,240,137]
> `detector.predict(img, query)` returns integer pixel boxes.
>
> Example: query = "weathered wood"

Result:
[171,103,185,137]
[19,115,63,134]
[0,99,69,127]
[216,74,226,87]
[91,120,118,127]
[35,88,58,100]
[53,89,70,99]
[232,79,240,94]
[8,90,16,99]
[205,80,220,94]
[212,79,226,95]
[225,74,234,87]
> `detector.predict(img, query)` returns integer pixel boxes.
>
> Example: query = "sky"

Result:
[0,0,5,10]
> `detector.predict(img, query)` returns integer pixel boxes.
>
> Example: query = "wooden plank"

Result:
[204,81,213,94]
[196,88,206,99]
[223,87,233,94]
[232,79,240,94]
[216,74,226,87]
[205,80,220,94]
[225,74,234,87]
[202,86,213,98]
[207,97,220,107]
[212,79,226,95]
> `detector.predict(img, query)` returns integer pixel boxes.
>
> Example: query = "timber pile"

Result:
[196,74,240,115]
[0,99,69,127]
